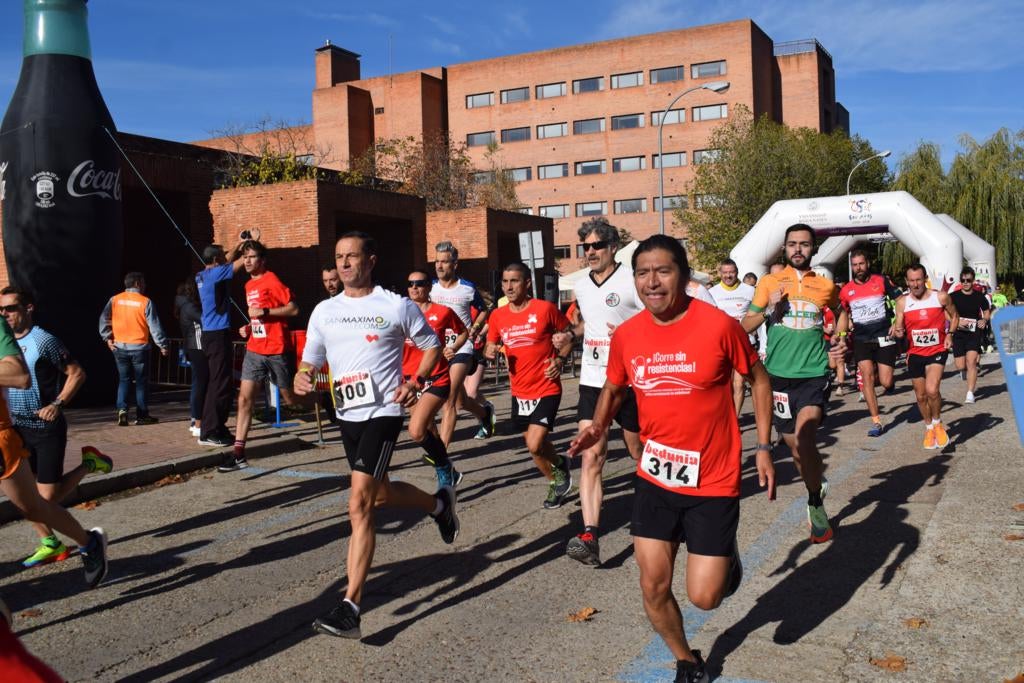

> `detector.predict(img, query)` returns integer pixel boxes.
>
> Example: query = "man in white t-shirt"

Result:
[709,258,765,414]
[295,232,459,640]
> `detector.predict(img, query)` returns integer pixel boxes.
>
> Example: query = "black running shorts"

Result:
[907,352,948,379]
[769,374,831,436]
[853,338,899,366]
[511,394,561,432]
[577,384,640,432]
[951,331,982,357]
[338,416,403,480]
[17,418,68,485]
[630,477,738,557]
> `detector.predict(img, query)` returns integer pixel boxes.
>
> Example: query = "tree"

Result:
[675,106,889,270]
[880,142,951,275]
[207,117,339,188]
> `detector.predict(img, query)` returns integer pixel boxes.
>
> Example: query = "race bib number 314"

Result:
[641,439,700,489]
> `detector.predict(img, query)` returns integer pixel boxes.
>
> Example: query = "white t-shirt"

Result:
[687,280,717,305]
[573,263,643,387]
[303,286,439,421]
[709,281,766,351]
[430,277,486,355]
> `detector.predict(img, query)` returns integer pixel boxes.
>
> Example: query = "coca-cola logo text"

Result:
[68,160,121,200]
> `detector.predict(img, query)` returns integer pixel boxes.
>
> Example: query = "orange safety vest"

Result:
[111,291,152,345]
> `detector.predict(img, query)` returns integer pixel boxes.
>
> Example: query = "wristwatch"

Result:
[756,443,772,451]
[51,398,64,409]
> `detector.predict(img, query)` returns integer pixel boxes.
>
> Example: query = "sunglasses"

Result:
[407,279,430,288]
[0,305,21,314]
[960,278,974,283]
[582,240,610,252]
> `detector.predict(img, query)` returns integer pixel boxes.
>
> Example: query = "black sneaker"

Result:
[480,400,495,438]
[543,459,572,509]
[134,415,159,426]
[81,527,109,589]
[566,532,600,566]
[675,650,709,683]
[199,434,233,448]
[432,485,459,544]
[724,549,743,598]
[312,601,361,639]
[116,410,128,427]
[217,455,249,472]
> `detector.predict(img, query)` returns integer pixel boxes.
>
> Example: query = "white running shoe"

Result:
[965,391,975,404]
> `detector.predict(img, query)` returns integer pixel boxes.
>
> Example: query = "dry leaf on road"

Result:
[567,607,598,623]
[19,608,43,619]
[1012,503,1024,512]
[74,500,99,510]
[903,617,928,629]
[1002,674,1024,683]
[154,474,186,488]
[1004,534,1024,542]
[869,653,907,672]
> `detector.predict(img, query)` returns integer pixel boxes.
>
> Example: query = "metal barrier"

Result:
[149,338,248,390]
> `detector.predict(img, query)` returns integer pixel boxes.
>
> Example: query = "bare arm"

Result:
[742,361,776,500]
[568,381,628,455]
[36,361,86,422]
[0,354,31,390]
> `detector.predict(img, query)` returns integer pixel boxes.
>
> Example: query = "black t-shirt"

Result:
[950,289,990,334]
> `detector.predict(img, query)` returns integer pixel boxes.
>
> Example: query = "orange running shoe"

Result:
[933,423,950,448]
[923,428,937,450]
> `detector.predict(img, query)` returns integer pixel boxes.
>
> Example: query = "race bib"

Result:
[877,336,896,347]
[911,328,939,347]
[515,397,540,416]
[583,340,609,366]
[772,391,792,419]
[444,328,459,347]
[250,321,267,338]
[641,439,700,489]
[332,370,376,410]
[960,318,977,332]
[850,299,886,323]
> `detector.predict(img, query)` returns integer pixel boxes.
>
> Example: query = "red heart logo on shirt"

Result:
[366,334,379,342]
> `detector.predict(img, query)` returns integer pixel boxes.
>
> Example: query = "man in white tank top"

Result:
[709,257,765,414]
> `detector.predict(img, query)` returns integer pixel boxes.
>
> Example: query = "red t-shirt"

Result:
[607,299,757,497]
[244,271,293,355]
[487,298,569,399]
[402,302,463,387]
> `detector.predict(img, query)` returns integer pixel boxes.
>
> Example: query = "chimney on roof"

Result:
[315,42,361,88]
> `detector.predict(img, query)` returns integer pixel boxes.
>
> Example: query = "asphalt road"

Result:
[2,357,1022,682]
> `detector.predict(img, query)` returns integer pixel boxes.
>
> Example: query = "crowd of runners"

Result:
[0,216,1003,682]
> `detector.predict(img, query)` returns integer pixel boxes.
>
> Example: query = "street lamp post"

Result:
[658,80,730,235]
[846,149,891,196]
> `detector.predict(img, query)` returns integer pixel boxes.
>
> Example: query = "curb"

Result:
[0,435,317,525]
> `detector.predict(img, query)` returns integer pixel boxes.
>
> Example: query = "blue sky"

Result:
[2,0,1022,168]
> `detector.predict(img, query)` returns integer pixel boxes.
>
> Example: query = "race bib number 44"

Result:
[250,321,267,338]
[332,370,376,410]
[911,328,939,347]
[641,439,700,489]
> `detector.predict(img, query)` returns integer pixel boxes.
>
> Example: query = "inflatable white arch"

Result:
[731,191,964,289]
[935,214,998,291]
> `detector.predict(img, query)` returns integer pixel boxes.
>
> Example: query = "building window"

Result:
[613,156,646,173]
[650,65,685,84]
[501,87,530,104]
[693,149,722,164]
[540,204,569,218]
[508,167,532,182]
[501,126,531,143]
[466,92,494,109]
[467,131,496,147]
[576,244,587,258]
[611,114,645,130]
[692,104,728,122]
[537,122,568,139]
[554,245,571,260]
[374,107,385,115]
[573,118,605,135]
[472,171,495,184]
[614,198,647,214]
[517,207,534,215]
[574,160,606,176]
[611,71,643,89]
[651,108,685,126]
[573,76,604,94]
[575,201,608,217]
[695,194,724,208]
[538,163,569,179]
[654,195,688,212]
[691,60,727,79]
[652,151,687,168]
[536,82,566,99]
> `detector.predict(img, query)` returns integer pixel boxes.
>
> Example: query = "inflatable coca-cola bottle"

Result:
[1,0,122,404]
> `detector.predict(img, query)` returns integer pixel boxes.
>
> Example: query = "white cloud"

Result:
[425,15,457,35]
[428,37,463,57]
[300,10,397,28]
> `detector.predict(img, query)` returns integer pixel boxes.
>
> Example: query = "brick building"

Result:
[201,18,847,269]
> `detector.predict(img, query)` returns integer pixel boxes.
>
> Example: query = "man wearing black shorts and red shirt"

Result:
[836,250,902,437]
[485,262,574,509]
[950,266,991,404]
[571,235,774,683]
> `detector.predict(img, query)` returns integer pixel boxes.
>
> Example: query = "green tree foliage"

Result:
[210,118,336,188]
[881,142,950,275]
[677,106,889,270]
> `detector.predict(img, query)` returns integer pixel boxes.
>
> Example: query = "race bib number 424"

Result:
[641,439,700,489]
[911,328,939,347]
[332,370,376,410]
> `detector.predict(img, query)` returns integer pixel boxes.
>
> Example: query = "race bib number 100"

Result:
[911,328,939,347]
[641,439,700,489]
[332,370,376,410]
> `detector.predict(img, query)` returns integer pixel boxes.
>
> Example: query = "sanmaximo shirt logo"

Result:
[324,315,390,330]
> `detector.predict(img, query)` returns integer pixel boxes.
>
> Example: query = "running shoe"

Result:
[81,446,114,474]
[820,478,829,501]
[435,464,461,490]
[724,549,743,598]
[190,425,201,437]
[473,425,488,440]
[674,650,709,683]
[117,409,128,427]
[923,428,937,450]
[81,528,109,589]
[566,532,600,566]
[480,400,496,438]
[867,421,884,438]
[933,423,950,448]
[22,538,72,568]
[199,434,233,448]
[217,455,249,472]
[312,601,361,639]
[857,392,866,403]
[432,485,459,544]
[543,460,573,509]
[835,385,845,397]
[134,415,159,426]
[965,391,976,404]
[807,503,833,544]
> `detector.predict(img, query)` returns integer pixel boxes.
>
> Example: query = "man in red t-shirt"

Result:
[221,241,300,472]
[485,262,574,509]
[570,235,774,683]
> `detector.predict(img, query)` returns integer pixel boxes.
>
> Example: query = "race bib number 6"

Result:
[772,391,792,419]
[332,370,376,410]
[641,439,700,489]
[911,328,939,347]
[584,340,609,366]
[515,397,540,416]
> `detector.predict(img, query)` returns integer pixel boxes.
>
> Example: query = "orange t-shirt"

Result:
[607,300,757,497]
[245,271,293,355]
[487,298,569,399]
[402,303,463,387]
